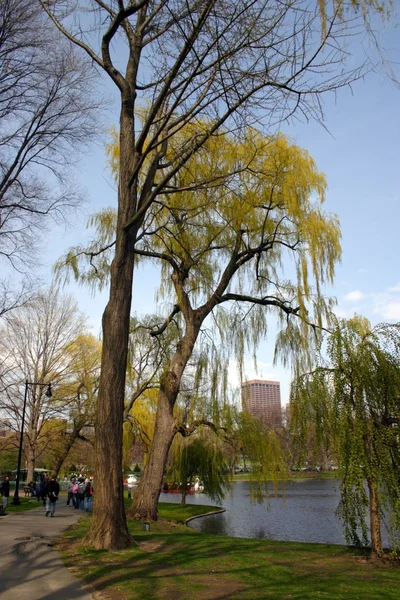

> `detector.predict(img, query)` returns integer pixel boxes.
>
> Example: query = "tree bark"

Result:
[83,229,136,549]
[26,447,35,484]
[84,95,139,549]
[129,388,176,520]
[129,317,201,520]
[368,476,384,557]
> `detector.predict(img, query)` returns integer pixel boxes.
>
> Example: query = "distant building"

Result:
[241,379,282,427]
[0,418,12,438]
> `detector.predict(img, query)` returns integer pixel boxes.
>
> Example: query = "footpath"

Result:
[0,502,97,600]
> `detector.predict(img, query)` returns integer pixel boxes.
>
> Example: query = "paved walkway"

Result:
[0,502,96,600]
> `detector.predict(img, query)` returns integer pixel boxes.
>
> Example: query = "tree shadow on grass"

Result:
[64,526,400,600]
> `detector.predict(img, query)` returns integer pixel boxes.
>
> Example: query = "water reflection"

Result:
[160,479,390,546]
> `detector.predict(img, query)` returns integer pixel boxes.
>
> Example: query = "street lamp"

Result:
[12,380,52,505]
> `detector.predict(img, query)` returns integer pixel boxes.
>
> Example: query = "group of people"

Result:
[0,473,59,516]
[0,473,94,517]
[25,474,60,517]
[66,476,94,512]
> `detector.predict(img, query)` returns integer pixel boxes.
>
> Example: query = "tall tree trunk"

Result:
[83,228,136,549]
[129,389,176,520]
[84,97,139,549]
[368,476,384,557]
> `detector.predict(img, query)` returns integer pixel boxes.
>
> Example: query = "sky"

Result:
[39,6,400,407]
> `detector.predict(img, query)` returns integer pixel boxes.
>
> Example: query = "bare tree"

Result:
[41,0,389,548]
[0,287,88,482]
[0,0,99,313]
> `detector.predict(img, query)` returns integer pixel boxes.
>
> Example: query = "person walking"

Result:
[84,478,93,512]
[66,477,75,506]
[77,478,86,510]
[38,475,48,505]
[1,476,10,514]
[72,479,79,508]
[45,475,60,517]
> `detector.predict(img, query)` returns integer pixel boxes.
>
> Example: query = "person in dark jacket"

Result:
[38,475,48,505]
[45,475,60,517]
[1,476,10,512]
[84,478,93,512]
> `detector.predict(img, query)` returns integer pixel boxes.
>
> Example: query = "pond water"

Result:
[160,479,391,546]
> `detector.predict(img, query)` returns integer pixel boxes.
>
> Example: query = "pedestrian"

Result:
[1,476,10,513]
[84,478,93,512]
[77,478,86,510]
[72,479,79,509]
[66,477,75,506]
[38,475,48,506]
[45,475,60,517]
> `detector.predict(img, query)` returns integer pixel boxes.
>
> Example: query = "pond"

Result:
[160,479,391,546]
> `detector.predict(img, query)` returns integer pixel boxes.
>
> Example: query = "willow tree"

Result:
[290,317,400,557]
[61,128,341,519]
[44,0,389,548]
[167,431,229,505]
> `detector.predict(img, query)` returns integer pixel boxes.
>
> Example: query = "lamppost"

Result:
[12,380,52,505]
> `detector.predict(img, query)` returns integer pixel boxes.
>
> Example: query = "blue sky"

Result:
[40,9,400,406]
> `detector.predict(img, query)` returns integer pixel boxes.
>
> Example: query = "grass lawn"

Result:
[3,496,46,512]
[57,502,400,600]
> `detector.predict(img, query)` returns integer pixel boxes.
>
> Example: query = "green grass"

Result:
[58,503,400,600]
[3,496,45,512]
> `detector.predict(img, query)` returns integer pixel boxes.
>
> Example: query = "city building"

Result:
[0,418,12,438]
[241,379,282,427]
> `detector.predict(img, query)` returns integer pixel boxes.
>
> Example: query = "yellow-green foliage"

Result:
[318,1,390,36]
[124,389,158,465]
[56,121,341,377]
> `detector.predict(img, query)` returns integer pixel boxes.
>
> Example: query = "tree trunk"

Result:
[83,227,136,549]
[26,445,35,483]
[321,447,330,472]
[129,315,201,521]
[84,97,139,549]
[368,476,384,557]
[52,430,80,478]
[129,389,176,520]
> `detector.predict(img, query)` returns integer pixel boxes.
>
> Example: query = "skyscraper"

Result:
[241,379,282,427]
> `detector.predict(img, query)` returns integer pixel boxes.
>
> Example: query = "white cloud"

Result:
[343,290,365,302]
[377,302,400,321]
[388,283,400,293]
[334,306,354,318]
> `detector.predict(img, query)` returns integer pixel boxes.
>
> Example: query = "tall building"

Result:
[241,379,282,427]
